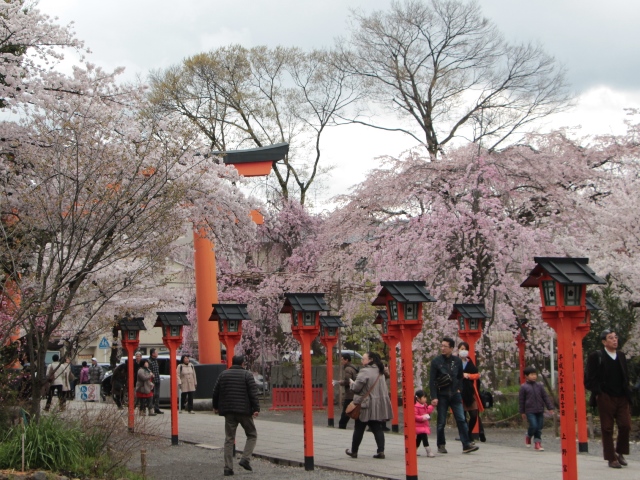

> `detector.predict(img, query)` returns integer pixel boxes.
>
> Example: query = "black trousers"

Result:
[416,433,430,447]
[339,398,353,429]
[45,385,66,409]
[351,418,385,454]
[181,391,194,412]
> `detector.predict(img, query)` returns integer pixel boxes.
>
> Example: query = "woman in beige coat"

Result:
[345,351,393,459]
[177,355,197,413]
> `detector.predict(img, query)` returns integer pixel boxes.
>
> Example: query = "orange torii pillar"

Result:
[194,143,289,364]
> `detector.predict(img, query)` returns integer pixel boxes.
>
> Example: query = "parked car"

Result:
[253,372,269,394]
[101,355,199,405]
[338,350,363,362]
[281,350,313,362]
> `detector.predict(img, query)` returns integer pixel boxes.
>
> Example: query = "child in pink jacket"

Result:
[415,389,435,457]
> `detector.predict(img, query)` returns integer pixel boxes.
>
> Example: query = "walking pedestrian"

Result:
[414,389,435,457]
[44,354,72,412]
[79,361,90,384]
[345,351,393,460]
[148,348,163,415]
[212,355,260,477]
[111,362,127,409]
[89,357,104,384]
[337,353,359,429]
[177,355,197,414]
[458,342,486,443]
[429,337,479,454]
[518,366,554,451]
[135,359,154,416]
[584,329,632,468]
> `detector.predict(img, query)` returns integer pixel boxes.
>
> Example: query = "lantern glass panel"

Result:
[470,318,479,330]
[542,281,557,306]
[218,320,224,333]
[170,325,180,337]
[382,319,388,334]
[292,312,298,327]
[459,316,465,331]
[328,327,337,336]
[128,330,137,340]
[228,320,239,332]
[320,325,325,337]
[564,285,581,306]
[303,312,315,326]
[404,303,418,320]
[388,301,398,321]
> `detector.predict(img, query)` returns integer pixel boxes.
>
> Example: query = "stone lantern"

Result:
[448,303,488,363]
[117,316,146,433]
[372,281,436,480]
[280,293,329,471]
[154,312,190,445]
[319,315,345,427]
[210,303,250,368]
[374,309,400,432]
[521,257,604,480]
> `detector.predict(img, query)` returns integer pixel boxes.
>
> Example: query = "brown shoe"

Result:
[345,449,357,459]
[373,453,385,459]
[616,454,628,466]
[608,460,622,469]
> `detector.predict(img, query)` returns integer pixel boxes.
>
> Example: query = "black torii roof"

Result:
[209,304,251,322]
[280,293,330,313]
[154,312,190,328]
[448,304,489,320]
[212,143,289,165]
[586,296,602,311]
[118,317,146,331]
[319,316,345,328]
[371,281,436,306]
[521,257,605,287]
[374,310,388,325]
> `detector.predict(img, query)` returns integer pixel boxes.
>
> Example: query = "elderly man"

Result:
[148,348,163,415]
[337,353,359,429]
[88,357,104,385]
[212,355,260,477]
[585,329,632,469]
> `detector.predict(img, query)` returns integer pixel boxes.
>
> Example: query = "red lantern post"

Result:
[521,257,605,480]
[319,316,345,427]
[281,293,329,471]
[448,304,489,439]
[210,304,250,368]
[118,317,147,433]
[193,144,287,364]
[374,310,400,433]
[155,312,190,446]
[372,281,436,480]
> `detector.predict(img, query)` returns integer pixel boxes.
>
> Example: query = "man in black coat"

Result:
[212,355,260,477]
[584,329,632,469]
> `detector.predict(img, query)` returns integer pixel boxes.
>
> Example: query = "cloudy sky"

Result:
[38,0,640,204]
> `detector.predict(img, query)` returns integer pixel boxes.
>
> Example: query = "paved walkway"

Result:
[139,409,636,480]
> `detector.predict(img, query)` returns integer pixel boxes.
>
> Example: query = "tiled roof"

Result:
[155,312,190,327]
[319,316,345,328]
[209,304,250,321]
[521,257,606,287]
[586,296,602,311]
[212,143,289,165]
[448,304,489,320]
[119,317,146,331]
[280,293,330,313]
[373,310,388,324]
[372,281,436,305]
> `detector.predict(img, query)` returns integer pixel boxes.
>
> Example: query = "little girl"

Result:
[414,389,435,457]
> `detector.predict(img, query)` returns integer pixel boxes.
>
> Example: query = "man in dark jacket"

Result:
[212,355,260,477]
[337,353,359,429]
[148,348,162,415]
[584,329,632,469]
[429,337,479,454]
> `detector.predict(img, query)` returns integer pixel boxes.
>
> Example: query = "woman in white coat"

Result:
[177,355,197,413]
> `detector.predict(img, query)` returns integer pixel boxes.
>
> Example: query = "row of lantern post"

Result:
[117,256,602,480]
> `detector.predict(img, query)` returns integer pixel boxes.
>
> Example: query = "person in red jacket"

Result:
[414,389,435,457]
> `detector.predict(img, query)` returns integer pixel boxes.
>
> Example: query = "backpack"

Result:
[80,367,90,384]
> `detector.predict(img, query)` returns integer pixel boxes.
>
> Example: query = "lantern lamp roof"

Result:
[586,296,602,311]
[371,281,436,306]
[280,293,330,313]
[119,317,147,331]
[209,304,250,321]
[212,143,289,165]
[154,312,190,328]
[448,304,489,320]
[520,257,606,287]
[374,310,388,325]
[319,316,345,328]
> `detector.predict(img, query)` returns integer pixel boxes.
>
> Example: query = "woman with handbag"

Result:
[458,342,486,443]
[135,359,154,416]
[345,352,393,459]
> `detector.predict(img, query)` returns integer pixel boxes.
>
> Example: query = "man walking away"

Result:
[212,355,260,477]
[148,348,163,415]
[89,358,104,385]
[585,329,632,469]
[429,337,479,454]
[337,353,359,429]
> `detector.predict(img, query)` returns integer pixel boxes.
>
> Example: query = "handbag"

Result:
[345,374,382,420]
[436,373,453,390]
